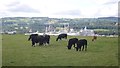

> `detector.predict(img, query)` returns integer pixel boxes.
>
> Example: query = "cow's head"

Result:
[28,35,32,41]
[28,34,38,41]
[67,45,72,50]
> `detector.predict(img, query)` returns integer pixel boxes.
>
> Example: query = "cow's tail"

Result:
[85,40,87,51]
[56,37,59,41]
[65,35,67,39]
[28,37,31,41]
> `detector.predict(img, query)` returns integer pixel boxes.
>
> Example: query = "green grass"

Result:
[2,34,118,66]
[93,29,110,31]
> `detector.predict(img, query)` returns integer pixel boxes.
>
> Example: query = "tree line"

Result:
[1,17,119,35]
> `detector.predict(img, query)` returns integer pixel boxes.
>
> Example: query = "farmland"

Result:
[2,34,118,66]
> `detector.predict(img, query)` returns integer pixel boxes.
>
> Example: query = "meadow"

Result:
[2,34,118,66]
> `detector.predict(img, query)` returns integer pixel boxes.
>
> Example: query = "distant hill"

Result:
[98,17,118,22]
[98,17,118,19]
[1,16,118,35]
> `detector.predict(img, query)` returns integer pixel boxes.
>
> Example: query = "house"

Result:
[79,26,95,36]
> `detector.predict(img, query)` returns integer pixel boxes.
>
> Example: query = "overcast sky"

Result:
[0,0,119,18]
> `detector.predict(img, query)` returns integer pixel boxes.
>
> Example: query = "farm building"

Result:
[79,26,95,36]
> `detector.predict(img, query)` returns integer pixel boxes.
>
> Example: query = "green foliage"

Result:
[1,17,118,35]
[2,34,118,66]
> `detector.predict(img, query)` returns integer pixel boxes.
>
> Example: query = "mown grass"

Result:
[2,34,118,66]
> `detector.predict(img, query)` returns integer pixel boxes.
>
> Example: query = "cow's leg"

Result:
[85,45,87,51]
[65,36,67,39]
[46,40,49,45]
[76,44,80,51]
[46,41,48,46]
[73,44,76,48]
[76,47,79,51]
[79,46,81,51]
[56,38,59,41]
[32,42,35,47]
[46,43,48,46]
[92,39,94,41]
[44,42,46,46]
[39,42,40,46]
[39,42,43,46]
[60,38,62,40]
[47,41,49,44]
[82,45,84,51]
[72,44,75,49]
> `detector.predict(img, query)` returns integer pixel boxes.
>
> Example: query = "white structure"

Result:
[67,28,80,36]
[80,26,95,36]
[6,31,17,35]
[29,29,32,33]
[45,23,69,33]
[25,25,95,36]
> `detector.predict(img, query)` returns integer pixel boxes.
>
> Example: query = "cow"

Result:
[28,34,50,47]
[28,34,39,46]
[92,36,97,41]
[67,38,78,50]
[56,33,67,41]
[76,39,87,51]
[43,34,50,45]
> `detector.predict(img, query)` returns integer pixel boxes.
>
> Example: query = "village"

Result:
[24,23,95,36]
[1,17,118,37]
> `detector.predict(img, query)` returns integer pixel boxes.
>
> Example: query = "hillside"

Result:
[1,17,118,35]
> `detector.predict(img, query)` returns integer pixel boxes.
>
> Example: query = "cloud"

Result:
[92,0,118,17]
[0,11,10,17]
[54,10,81,16]
[118,2,120,17]
[6,1,20,7]
[94,5,117,17]
[0,0,118,18]
[103,0,118,5]
[8,5,40,13]
[6,1,40,13]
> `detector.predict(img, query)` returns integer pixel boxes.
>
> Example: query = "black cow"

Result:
[28,34,50,47]
[56,33,67,41]
[28,34,39,46]
[76,39,87,51]
[67,38,78,50]
[43,34,50,45]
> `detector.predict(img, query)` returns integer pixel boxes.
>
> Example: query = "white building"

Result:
[80,26,95,36]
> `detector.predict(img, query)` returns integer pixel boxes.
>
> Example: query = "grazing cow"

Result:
[92,36,97,41]
[28,34,50,47]
[67,38,78,50]
[76,39,87,51]
[28,34,39,46]
[43,34,50,45]
[56,33,67,41]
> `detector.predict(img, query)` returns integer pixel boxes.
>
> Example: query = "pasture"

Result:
[2,34,118,66]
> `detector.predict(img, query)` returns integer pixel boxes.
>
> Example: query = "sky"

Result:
[0,0,119,18]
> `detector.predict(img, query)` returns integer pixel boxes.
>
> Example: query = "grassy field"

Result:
[2,34,118,66]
